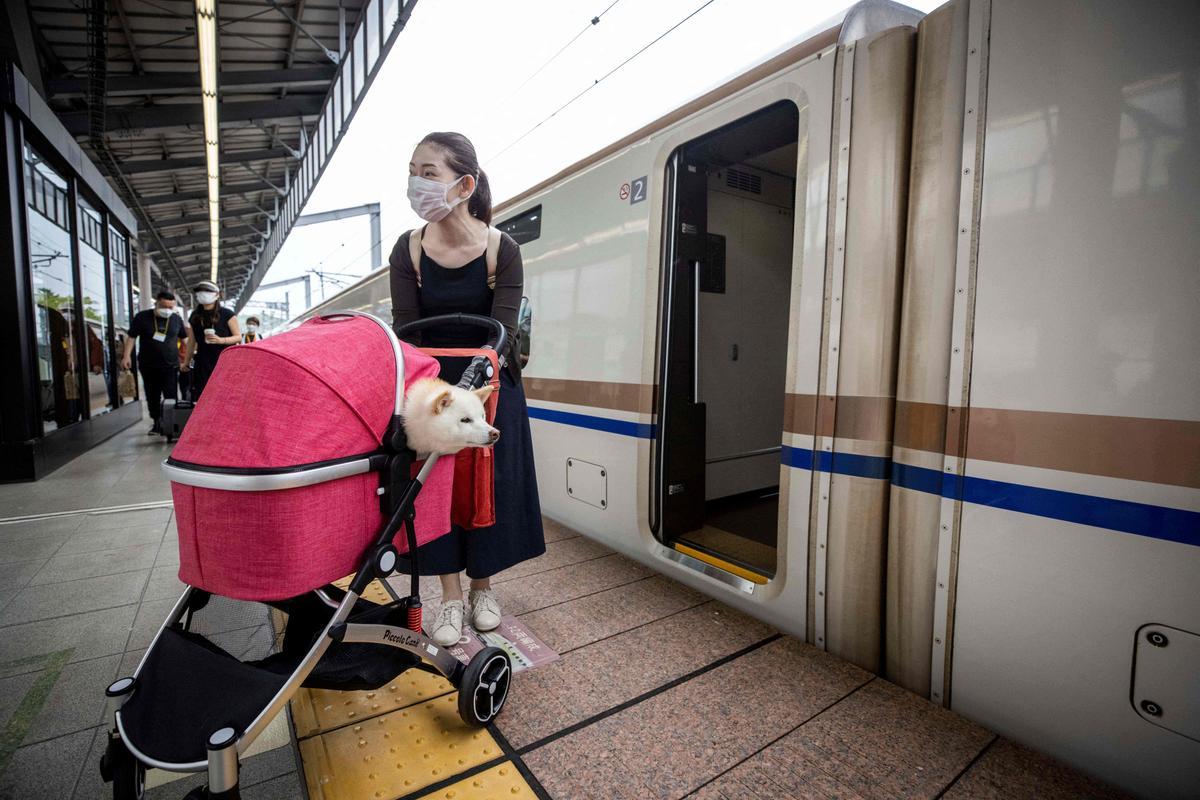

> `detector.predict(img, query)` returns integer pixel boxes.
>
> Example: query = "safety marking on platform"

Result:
[412,760,534,799]
[0,649,73,780]
[0,500,173,525]
[292,669,455,738]
[442,616,558,671]
[299,694,502,800]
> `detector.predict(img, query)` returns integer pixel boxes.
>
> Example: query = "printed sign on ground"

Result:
[434,615,558,672]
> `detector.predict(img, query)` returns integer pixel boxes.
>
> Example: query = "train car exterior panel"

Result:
[943,0,1200,796]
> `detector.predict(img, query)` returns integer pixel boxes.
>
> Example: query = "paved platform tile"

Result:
[59,523,168,556]
[488,536,612,584]
[497,602,777,750]
[523,637,869,800]
[30,543,159,585]
[489,553,656,618]
[712,679,996,800]
[300,694,502,800]
[942,738,1130,800]
[517,575,708,654]
[0,570,148,628]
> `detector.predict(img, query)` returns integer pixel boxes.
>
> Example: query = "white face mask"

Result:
[407,175,470,223]
[246,324,258,333]
[155,307,173,318]
[196,291,218,305]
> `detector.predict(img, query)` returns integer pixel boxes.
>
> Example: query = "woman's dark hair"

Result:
[155,290,175,301]
[420,131,492,225]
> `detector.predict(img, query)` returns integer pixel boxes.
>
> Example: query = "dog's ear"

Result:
[431,389,453,414]
[472,385,495,404]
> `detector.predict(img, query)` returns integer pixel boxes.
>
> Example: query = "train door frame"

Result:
[651,99,805,585]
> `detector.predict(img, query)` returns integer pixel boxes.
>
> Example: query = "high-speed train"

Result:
[295,0,1200,796]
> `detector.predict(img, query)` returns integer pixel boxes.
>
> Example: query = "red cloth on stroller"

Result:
[421,348,501,530]
[169,316,453,601]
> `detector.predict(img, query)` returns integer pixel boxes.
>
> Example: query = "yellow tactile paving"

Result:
[414,761,535,799]
[299,693,503,800]
[292,669,455,737]
[332,575,394,604]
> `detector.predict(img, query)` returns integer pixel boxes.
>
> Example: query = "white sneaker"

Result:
[430,600,464,647]
[468,589,501,632]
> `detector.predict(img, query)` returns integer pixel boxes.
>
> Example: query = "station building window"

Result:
[25,142,81,433]
[79,196,114,416]
[110,226,136,404]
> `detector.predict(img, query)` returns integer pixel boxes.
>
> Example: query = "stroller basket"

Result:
[100,312,514,799]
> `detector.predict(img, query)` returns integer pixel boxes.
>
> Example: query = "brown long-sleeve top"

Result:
[388,228,524,381]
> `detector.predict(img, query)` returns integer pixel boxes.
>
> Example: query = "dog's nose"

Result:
[488,429,500,443]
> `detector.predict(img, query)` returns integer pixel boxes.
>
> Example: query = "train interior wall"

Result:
[673,112,799,580]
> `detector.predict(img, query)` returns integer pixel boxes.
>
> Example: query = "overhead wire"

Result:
[302,2,634,285]
[480,0,625,117]
[257,0,720,312]
[485,0,719,166]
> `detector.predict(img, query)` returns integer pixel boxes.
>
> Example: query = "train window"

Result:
[497,205,541,245]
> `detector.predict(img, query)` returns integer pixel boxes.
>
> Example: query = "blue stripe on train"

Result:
[528,407,1199,546]
[780,445,1199,547]
[526,405,656,439]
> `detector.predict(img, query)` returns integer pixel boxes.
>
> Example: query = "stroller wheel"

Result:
[103,736,145,800]
[457,646,511,727]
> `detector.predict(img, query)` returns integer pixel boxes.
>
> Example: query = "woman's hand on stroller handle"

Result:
[395,313,507,357]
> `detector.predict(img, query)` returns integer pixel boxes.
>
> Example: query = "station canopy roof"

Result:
[13,0,413,307]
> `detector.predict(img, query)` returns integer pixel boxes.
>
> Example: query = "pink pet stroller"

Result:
[99,312,513,800]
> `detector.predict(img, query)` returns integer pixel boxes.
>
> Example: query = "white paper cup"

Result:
[204,328,216,340]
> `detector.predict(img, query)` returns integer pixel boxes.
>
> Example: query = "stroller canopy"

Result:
[173,316,417,467]
[168,315,454,601]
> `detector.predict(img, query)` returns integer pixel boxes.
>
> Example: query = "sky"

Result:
[244,0,942,323]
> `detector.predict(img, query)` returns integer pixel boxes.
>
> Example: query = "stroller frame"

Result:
[100,312,513,800]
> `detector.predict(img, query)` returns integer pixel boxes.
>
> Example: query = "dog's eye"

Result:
[460,417,471,424]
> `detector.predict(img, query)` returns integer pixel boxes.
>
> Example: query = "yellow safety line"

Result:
[673,542,770,585]
[414,761,535,799]
[299,694,503,800]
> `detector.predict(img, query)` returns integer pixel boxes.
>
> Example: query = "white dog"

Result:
[402,378,499,457]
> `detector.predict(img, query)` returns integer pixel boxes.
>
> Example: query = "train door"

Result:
[654,101,800,583]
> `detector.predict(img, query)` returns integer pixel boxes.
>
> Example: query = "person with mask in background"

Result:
[241,316,263,343]
[389,131,545,647]
[122,290,187,434]
[183,280,239,399]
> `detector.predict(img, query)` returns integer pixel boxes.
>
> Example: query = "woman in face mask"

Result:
[183,279,240,400]
[241,316,263,343]
[389,131,545,648]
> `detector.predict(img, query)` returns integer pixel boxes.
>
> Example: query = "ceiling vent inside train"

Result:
[725,167,763,195]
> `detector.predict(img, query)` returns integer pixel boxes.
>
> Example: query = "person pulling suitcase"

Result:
[121,290,187,436]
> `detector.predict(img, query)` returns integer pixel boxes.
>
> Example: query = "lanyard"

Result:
[154,316,169,336]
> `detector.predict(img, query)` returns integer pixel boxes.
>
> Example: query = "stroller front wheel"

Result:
[457,646,511,727]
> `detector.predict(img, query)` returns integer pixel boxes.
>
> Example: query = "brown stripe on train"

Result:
[523,377,655,414]
[893,400,968,458]
[965,406,1200,490]
[524,379,1200,489]
[784,393,896,443]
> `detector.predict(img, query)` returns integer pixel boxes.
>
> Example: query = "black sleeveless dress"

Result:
[189,305,235,400]
[397,246,546,579]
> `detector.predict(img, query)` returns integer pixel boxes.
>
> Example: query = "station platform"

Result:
[0,419,1127,799]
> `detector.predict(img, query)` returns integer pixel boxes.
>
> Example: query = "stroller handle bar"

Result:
[396,313,508,360]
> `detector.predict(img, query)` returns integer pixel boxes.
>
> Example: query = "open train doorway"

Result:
[655,101,799,582]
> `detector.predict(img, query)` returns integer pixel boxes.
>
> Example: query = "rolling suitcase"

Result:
[161,388,195,443]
